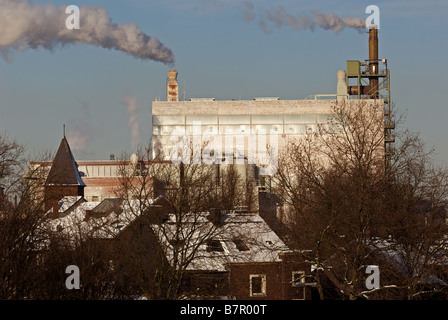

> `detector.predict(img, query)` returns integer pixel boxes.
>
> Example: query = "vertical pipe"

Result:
[369,28,379,98]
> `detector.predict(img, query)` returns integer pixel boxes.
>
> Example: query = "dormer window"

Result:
[206,240,224,252]
[233,239,249,251]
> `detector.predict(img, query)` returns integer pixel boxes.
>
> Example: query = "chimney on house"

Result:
[85,209,92,221]
[167,70,179,102]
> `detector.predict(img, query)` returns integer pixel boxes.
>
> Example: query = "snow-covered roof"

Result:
[37,197,291,272]
[369,238,448,286]
[55,196,84,215]
[153,211,291,272]
[39,197,151,247]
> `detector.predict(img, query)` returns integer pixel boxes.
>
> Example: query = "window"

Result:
[206,240,224,252]
[232,239,249,251]
[292,271,305,287]
[250,274,266,297]
[109,260,114,271]
[292,271,306,300]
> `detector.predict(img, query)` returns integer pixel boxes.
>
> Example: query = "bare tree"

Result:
[113,144,253,299]
[377,129,448,299]
[0,133,53,299]
[0,133,131,299]
[272,99,448,299]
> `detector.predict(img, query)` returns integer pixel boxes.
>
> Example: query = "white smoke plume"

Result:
[66,122,94,153]
[244,2,366,35]
[0,0,174,63]
[123,96,141,151]
[66,101,95,156]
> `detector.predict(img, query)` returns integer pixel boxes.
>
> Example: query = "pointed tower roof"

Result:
[45,136,85,187]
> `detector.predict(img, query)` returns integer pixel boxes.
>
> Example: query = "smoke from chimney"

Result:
[66,122,94,153]
[66,101,95,156]
[244,2,366,35]
[123,96,141,151]
[0,0,174,63]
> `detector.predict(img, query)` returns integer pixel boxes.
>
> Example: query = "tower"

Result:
[346,27,394,166]
[44,134,85,217]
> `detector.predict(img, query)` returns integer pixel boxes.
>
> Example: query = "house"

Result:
[37,193,314,299]
[146,208,314,299]
[34,135,314,299]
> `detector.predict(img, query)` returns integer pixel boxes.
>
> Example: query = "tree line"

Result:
[0,99,447,299]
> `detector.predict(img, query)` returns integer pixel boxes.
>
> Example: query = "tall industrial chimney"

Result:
[346,27,381,98]
[369,27,379,98]
[167,70,179,102]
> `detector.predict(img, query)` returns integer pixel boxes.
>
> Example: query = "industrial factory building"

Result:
[31,27,391,208]
[152,28,392,168]
[26,27,398,300]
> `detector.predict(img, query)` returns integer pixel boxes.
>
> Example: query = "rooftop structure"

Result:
[43,135,86,215]
[44,136,85,188]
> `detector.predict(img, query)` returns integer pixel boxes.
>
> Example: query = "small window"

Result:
[109,260,114,271]
[292,271,305,287]
[250,274,266,297]
[233,239,249,251]
[206,240,224,252]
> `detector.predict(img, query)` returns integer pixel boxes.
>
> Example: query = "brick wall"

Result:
[227,253,312,300]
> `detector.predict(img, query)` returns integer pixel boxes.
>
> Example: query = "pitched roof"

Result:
[45,136,85,187]
[153,211,290,272]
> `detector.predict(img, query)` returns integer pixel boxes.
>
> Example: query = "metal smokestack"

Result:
[369,27,379,98]
[346,27,380,98]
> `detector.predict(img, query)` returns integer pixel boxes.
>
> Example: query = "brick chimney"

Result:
[167,70,179,102]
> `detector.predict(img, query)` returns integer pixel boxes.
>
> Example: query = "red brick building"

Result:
[35,135,315,300]
[227,252,312,300]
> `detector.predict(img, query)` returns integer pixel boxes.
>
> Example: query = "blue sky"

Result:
[0,0,447,166]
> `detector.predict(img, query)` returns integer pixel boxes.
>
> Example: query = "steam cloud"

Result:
[0,0,174,63]
[244,2,366,35]
[123,96,141,151]
[66,102,95,156]
[67,122,94,153]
